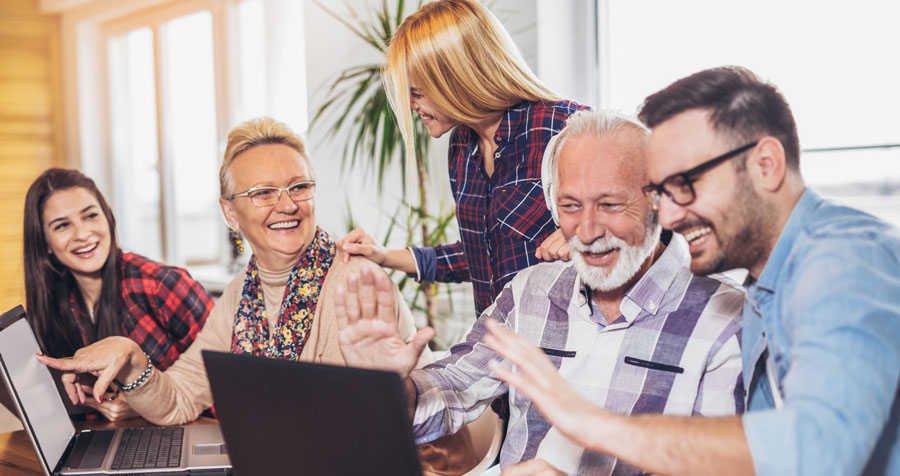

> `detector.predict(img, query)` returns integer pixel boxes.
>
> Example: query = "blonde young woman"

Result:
[339,0,589,315]
[40,118,483,474]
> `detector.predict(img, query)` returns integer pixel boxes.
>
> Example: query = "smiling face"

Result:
[646,109,769,275]
[408,76,457,138]
[41,187,112,279]
[556,131,661,293]
[220,144,317,270]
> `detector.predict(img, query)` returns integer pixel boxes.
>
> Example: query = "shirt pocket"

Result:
[493,179,555,240]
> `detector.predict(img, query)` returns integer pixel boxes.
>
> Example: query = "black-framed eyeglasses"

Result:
[642,141,757,209]
[229,181,316,207]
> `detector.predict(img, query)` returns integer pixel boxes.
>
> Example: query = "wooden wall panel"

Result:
[0,0,63,313]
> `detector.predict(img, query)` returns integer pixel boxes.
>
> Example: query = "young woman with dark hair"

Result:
[23,168,212,420]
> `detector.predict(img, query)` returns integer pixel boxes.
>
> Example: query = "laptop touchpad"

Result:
[193,443,227,455]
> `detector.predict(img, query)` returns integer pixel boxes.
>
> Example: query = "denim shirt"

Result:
[741,189,900,475]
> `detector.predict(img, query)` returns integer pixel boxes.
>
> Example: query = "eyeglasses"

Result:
[642,141,757,209]
[229,181,316,207]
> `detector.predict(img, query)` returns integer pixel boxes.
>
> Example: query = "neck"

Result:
[73,272,103,310]
[747,180,806,280]
[470,114,504,148]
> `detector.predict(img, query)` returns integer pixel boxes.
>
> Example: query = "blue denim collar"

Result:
[754,188,822,294]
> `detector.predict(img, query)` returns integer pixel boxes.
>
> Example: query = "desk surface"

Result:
[0,417,218,476]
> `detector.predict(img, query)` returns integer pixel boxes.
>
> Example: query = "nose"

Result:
[657,194,687,230]
[576,208,606,245]
[72,219,91,241]
[274,188,299,213]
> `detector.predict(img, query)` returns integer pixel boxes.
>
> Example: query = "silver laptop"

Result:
[0,305,231,475]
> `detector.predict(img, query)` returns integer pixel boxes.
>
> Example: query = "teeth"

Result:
[683,227,712,243]
[74,243,98,254]
[268,221,299,230]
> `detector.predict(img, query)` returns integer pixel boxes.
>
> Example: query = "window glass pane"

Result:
[162,11,221,264]
[107,27,163,261]
[605,1,900,227]
[237,0,266,121]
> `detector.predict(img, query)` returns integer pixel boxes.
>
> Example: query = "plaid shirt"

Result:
[409,232,745,475]
[69,252,212,370]
[410,100,588,314]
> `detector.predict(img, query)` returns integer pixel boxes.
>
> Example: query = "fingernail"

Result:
[98,396,103,403]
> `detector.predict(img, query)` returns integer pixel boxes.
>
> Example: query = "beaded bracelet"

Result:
[113,353,154,392]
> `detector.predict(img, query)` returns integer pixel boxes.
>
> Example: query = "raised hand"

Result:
[335,267,433,377]
[535,228,571,262]
[500,458,567,476]
[483,319,600,449]
[36,336,146,405]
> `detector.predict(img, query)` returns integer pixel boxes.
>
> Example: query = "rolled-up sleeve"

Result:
[408,241,471,284]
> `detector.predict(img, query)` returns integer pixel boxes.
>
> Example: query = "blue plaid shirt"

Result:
[410,100,588,314]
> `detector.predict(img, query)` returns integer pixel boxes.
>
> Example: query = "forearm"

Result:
[587,411,754,476]
[382,248,417,274]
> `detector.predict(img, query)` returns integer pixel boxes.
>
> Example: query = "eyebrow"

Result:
[47,205,97,227]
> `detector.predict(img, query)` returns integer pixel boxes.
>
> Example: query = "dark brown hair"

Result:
[23,168,123,357]
[639,66,800,170]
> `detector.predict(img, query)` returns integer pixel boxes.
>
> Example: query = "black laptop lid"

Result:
[202,351,423,476]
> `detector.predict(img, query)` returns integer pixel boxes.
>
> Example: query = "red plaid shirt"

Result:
[410,100,588,314]
[69,252,212,370]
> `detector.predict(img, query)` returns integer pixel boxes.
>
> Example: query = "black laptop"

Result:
[202,350,423,476]
[0,305,231,475]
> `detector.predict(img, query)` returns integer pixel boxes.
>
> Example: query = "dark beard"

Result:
[712,179,773,274]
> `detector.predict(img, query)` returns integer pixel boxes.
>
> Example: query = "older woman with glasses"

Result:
[39,117,482,474]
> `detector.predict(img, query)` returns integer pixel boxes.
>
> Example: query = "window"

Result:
[599,0,900,226]
[65,0,308,277]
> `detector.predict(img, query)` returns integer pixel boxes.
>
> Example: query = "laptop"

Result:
[0,305,232,475]
[202,350,423,476]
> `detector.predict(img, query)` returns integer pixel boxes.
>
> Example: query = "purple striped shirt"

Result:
[409,232,745,475]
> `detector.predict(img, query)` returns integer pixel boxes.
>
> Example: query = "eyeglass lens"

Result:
[248,183,315,206]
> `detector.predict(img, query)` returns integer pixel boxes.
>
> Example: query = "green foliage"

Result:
[311,0,429,195]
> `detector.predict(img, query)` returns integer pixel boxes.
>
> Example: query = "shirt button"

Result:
[494,151,501,159]
[649,302,656,311]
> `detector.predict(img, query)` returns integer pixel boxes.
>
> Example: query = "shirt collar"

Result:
[754,188,822,293]
[494,101,531,144]
[576,229,684,322]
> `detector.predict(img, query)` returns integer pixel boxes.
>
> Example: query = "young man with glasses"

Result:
[486,66,900,475]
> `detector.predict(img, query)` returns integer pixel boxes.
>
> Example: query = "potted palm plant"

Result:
[312,0,458,334]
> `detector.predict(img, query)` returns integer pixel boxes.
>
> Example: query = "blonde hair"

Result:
[219,117,312,198]
[384,0,560,167]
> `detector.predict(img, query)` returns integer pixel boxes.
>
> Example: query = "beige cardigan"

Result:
[127,252,428,424]
[127,252,478,474]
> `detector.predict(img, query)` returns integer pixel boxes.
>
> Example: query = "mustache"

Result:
[568,234,625,254]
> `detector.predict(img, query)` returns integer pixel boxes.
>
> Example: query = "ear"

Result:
[747,136,787,193]
[219,198,240,232]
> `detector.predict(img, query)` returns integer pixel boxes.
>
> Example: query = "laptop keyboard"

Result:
[110,427,183,470]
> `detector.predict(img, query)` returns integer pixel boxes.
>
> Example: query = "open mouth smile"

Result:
[72,243,98,255]
[268,220,299,230]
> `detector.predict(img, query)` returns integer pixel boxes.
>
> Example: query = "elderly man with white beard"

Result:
[334,109,746,476]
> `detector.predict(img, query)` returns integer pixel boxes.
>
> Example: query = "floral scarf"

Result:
[231,228,336,360]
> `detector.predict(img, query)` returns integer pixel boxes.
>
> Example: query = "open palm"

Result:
[335,268,433,377]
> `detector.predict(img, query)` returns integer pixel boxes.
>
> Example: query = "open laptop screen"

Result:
[0,317,76,473]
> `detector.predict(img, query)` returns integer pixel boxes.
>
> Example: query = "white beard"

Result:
[570,221,662,292]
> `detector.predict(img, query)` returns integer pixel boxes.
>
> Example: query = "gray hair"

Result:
[541,109,650,224]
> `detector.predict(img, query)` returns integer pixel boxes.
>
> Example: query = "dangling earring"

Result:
[229,229,245,254]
